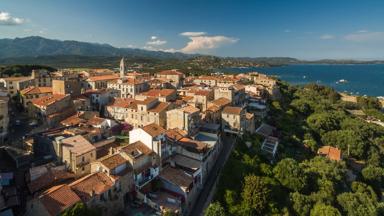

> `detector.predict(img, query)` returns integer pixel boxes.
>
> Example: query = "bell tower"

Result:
[119,57,125,78]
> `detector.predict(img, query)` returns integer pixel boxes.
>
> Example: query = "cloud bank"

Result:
[0,11,25,25]
[179,32,238,53]
[344,31,384,42]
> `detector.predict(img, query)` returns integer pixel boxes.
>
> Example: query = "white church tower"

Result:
[119,57,125,78]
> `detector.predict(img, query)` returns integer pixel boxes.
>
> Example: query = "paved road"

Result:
[189,134,237,216]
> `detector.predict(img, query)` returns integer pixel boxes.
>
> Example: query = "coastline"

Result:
[219,64,384,98]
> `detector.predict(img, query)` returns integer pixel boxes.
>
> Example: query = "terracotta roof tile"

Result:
[165,128,188,141]
[178,137,208,153]
[87,116,105,125]
[20,86,52,95]
[318,146,342,161]
[148,102,169,113]
[70,172,114,202]
[210,97,231,108]
[31,94,68,107]
[100,154,128,170]
[222,106,242,115]
[142,89,176,97]
[107,98,135,108]
[87,74,119,82]
[40,184,81,216]
[142,123,166,137]
[120,141,154,159]
[60,114,85,126]
[181,105,200,114]
[159,167,193,190]
[61,135,95,155]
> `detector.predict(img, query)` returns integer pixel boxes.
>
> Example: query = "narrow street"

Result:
[189,134,237,216]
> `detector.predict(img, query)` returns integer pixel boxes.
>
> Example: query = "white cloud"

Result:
[284,29,291,33]
[0,11,25,25]
[146,36,167,46]
[147,39,167,46]
[344,31,384,42]
[358,30,368,33]
[320,34,335,40]
[180,32,206,37]
[143,32,238,54]
[142,45,177,53]
[180,34,238,53]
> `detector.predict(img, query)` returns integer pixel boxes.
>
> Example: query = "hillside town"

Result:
[0,58,281,216]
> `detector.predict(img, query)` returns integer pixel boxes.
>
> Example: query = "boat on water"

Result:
[336,79,348,84]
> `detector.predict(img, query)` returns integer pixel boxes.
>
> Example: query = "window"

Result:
[82,156,85,162]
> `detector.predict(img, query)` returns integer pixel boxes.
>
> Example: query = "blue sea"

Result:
[221,64,384,97]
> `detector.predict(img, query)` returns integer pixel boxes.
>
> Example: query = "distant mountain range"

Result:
[0,36,383,67]
[0,36,194,60]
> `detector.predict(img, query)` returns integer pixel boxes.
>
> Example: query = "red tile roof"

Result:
[142,123,166,137]
[40,184,81,216]
[70,172,114,202]
[31,94,67,107]
[159,167,193,191]
[318,146,342,161]
[87,116,106,125]
[210,97,231,108]
[20,86,52,95]
[222,106,243,115]
[107,98,135,108]
[120,141,154,158]
[100,154,128,170]
[141,89,176,97]
[87,74,119,82]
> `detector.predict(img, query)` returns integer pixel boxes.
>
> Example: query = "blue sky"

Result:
[1,0,384,59]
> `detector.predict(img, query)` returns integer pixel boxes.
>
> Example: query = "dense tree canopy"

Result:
[214,82,384,215]
[274,158,308,192]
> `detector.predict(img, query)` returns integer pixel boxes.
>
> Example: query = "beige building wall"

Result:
[52,79,81,96]
[214,87,234,102]
[222,112,242,131]
[62,148,96,176]
[0,99,9,138]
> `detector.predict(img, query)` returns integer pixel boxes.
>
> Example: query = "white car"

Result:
[29,120,38,127]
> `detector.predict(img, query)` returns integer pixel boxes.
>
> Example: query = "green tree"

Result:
[310,203,341,216]
[362,166,384,187]
[321,130,366,159]
[241,175,271,215]
[274,158,308,192]
[307,112,340,135]
[61,203,101,216]
[337,192,377,216]
[204,202,226,216]
[290,192,313,216]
